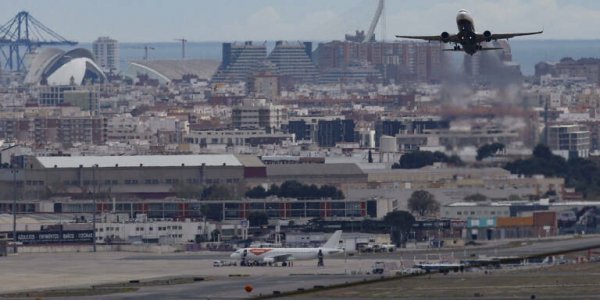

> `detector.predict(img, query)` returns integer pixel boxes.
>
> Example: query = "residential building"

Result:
[547,124,590,158]
[92,36,119,73]
[317,119,355,147]
[267,41,317,85]
[231,98,287,132]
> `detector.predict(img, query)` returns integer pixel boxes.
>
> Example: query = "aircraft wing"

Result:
[478,30,543,42]
[395,34,459,43]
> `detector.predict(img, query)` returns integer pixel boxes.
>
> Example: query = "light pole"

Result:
[11,167,18,254]
[92,164,98,252]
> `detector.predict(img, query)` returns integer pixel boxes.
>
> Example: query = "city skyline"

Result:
[1,0,599,42]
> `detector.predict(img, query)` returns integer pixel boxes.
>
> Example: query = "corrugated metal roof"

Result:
[35,154,242,168]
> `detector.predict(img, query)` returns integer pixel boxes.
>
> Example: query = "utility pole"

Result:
[174,38,187,59]
[11,167,18,254]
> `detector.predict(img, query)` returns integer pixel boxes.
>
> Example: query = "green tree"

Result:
[173,183,202,199]
[533,144,553,160]
[245,185,268,198]
[393,151,463,169]
[407,190,439,217]
[201,184,232,200]
[476,143,505,161]
[383,210,416,246]
[464,193,488,202]
[247,211,269,227]
[279,180,304,198]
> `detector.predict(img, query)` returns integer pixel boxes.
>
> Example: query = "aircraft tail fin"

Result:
[322,230,342,249]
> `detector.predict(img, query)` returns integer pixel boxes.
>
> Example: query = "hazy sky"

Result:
[1,0,599,42]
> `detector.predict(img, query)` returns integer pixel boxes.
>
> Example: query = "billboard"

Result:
[8,230,94,244]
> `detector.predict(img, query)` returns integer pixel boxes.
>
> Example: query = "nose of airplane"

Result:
[230,252,239,259]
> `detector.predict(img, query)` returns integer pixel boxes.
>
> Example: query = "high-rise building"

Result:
[314,41,444,84]
[213,41,267,84]
[267,41,317,85]
[92,36,119,73]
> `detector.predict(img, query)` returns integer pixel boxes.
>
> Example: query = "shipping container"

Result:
[496,216,534,227]
[467,217,496,228]
[533,211,556,227]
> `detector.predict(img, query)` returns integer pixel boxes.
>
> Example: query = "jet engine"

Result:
[440,32,450,43]
[483,30,492,42]
[263,257,275,263]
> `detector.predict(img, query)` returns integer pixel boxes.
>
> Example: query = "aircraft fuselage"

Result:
[455,9,480,55]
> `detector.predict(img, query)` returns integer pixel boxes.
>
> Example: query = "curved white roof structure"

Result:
[25,48,107,86]
[125,59,219,85]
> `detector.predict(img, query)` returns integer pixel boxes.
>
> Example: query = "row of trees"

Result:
[245,180,344,199]
[504,144,600,198]
[392,151,463,169]
[173,183,234,200]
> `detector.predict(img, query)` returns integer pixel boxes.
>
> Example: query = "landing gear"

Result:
[282,262,287,267]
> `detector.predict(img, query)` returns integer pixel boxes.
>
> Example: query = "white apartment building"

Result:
[92,36,119,73]
[231,99,287,133]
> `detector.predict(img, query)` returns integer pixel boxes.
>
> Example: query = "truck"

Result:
[213,260,237,267]
[372,261,399,274]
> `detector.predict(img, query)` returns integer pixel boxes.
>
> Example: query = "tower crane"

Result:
[174,38,187,59]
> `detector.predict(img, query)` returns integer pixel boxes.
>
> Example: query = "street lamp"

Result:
[10,167,18,254]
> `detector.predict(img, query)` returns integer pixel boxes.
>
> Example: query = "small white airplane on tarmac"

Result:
[230,230,343,266]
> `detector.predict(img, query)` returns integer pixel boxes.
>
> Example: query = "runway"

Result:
[1,234,600,299]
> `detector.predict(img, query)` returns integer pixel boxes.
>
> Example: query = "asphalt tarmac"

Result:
[2,234,600,300]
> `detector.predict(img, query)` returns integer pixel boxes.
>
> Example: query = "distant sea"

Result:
[75,40,600,76]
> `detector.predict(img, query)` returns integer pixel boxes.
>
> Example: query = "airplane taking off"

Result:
[230,230,343,266]
[396,9,542,55]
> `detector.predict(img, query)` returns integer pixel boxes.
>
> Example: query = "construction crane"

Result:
[0,11,77,71]
[142,45,155,61]
[174,38,187,59]
[363,0,384,43]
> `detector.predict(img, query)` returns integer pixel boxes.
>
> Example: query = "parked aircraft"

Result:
[230,230,343,266]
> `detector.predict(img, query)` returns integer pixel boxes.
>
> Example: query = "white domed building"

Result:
[25,48,107,86]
